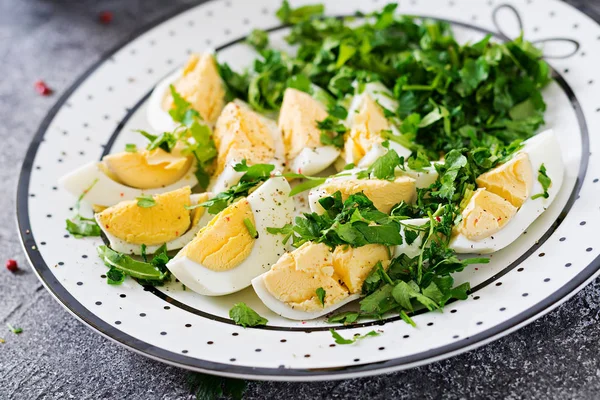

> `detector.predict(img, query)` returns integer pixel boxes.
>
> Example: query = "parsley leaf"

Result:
[276,0,324,24]
[136,195,156,208]
[531,163,551,200]
[6,323,23,335]
[316,287,326,306]
[247,28,269,51]
[125,143,137,153]
[266,224,294,244]
[329,329,379,345]
[317,116,347,148]
[97,245,169,283]
[369,149,403,180]
[106,267,125,285]
[65,179,101,238]
[168,85,201,125]
[229,303,268,327]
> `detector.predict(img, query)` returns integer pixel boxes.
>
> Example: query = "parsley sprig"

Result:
[65,179,102,238]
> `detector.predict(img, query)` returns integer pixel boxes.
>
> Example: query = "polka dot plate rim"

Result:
[15,0,600,381]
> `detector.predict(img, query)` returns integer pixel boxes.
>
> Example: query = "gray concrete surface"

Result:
[1,0,600,399]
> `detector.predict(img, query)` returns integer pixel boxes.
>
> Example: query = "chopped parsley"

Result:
[276,0,324,24]
[532,163,551,200]
[65,179,102,238]
[316,287,326,306]
[318,115,347,148]
[125,143,137,152]
[329,329,379,345]
[229,303,268,327]
[136,195,156,208]
[106,267,125,285]
[247,28,269,51]
[6,323,23,335]
[243,218,259,239]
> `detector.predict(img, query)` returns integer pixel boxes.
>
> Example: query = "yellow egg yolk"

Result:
[332,244,390,293]
[457,188,518,241]
[190,192,210,227]
[345,95,390,163]
[320,176,416,214]
[263,242,349,312]
[101,147,193,189]
[181,199,256,271]
[476,152,533,208]
[212,102,276,174]
[161,53,226,126]
[96,186,192,245]
[278,88,329,160]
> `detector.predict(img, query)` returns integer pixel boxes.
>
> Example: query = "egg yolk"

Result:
[181,199,256,271]
[345,95,390,163]
[97,186,192,245]
[333,244,390,293]
[212,102,276,174]
[101,147,193,189]
[278,88,329,160]
[476,152,533,208]
[190,192,210,227]
[263,243,349,312]
[457,189,518,241]
[320,176,416,214]
[162,53,226,126]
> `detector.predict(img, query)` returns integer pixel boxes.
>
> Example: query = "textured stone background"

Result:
[1,0,600,399]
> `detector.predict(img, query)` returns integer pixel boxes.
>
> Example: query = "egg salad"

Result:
[60,1,564,329]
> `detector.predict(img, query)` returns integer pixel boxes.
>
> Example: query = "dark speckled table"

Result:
[1,1,600,399]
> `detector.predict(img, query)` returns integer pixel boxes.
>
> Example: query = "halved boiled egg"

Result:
[278,88,340,176]
[167,176,294,296]
[308,168,416,215]
[343,82,412,168]
[146,52,226,132]
[252,242,390,320]
[96,187,212,255]
[209,101,285,193]
[59,146,198,207]
[451,129,564,254]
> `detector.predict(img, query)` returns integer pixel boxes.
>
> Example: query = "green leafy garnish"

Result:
[229,303,268,327]
[125,143,137,153]
[106,267,125,285]
[247,28,269,51]
[188,373,247,400]
[136,195,156,208]
[276,0,324,24]
[329,329,379,345]
[266,224,294,244]
[97,245,169,283]
[243,218,259,239]
[6,323,23,335]
[316,287,326,307]
[318,116,347,148]
[168,85,201,125]
[532,163,551,200]
[65,179,102,238]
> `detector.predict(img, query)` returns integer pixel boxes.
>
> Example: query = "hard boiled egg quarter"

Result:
[209,101,285,193]
[252,242,390,320]
[451,129,564,254]
[308,168,416,215]
[278,88,340,176]
[167,176,295,296]
[59,146,198,207]
[343,82,412,168]
[146,52,226,133]
[95,187,212,255]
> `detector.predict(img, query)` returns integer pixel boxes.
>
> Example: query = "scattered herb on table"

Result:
[6,323,23,334]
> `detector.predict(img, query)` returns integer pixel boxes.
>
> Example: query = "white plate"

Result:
[16,0,600,381]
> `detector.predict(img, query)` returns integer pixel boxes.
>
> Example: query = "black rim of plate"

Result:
[15,1,600,379]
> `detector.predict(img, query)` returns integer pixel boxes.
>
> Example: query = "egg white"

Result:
[393,218,429,259]
[97,193,213,255]
[451,129,565,254]
[58,160,198,207]
[146,69,182,133]
[167,176,295,296]
[288,146,340,176]
[398,162,439,189]
[251,274,361,320]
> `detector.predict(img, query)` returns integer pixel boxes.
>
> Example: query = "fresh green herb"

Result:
[97,245,169,283]
[137,129,178,153]
[6,323,22,334]
[243,218,259,239]
[65,179,102,238]
[316,287,326,306]
[0,338,5,344]
[229,303,268,327]
[188,373,247,400]
[531,163,551,200]
[276,0,324,24]
[196,161,275,214]
[136,195,156,208]
[168,85,201,126]
[326,311,360,325]
[125,143,137,153]
[106,267,125,285]
[368,149,404,180]
[317,116,347,148]
[140,244,148,262]
[283,173,328,196]
[247,28,269,51]
[266,224,294,244]
[329,328,379,345]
